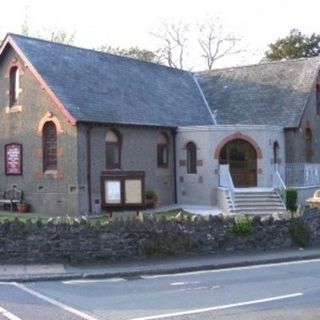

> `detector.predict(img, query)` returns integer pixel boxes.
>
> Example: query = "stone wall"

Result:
[0,210,319,264]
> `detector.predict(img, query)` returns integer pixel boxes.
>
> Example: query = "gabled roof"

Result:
[3,33,214,127]
[196,58,320,128]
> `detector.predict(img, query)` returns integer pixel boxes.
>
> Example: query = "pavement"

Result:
[0,246,319,283]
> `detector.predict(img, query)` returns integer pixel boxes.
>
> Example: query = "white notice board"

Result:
[105,180,121,204]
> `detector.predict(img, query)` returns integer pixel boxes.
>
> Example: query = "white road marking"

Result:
[170,281,199,286]
[127,292,303,320]
[0,305,22,320]
[63,278,126,285]
[142,258,320,279]
[12,282,100,320]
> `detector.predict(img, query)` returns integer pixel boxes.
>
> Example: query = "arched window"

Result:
[43,121,57,171]
[186,142,197,174]
[106,130,121,169]
[9,66,19,107]
[157,133,169,167]
[273,141,279,167]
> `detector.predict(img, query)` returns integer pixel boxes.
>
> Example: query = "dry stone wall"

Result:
[0,209,319,264]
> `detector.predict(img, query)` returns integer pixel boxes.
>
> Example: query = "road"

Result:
[0,259,319,320]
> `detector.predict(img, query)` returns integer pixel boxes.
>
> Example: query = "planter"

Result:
[16,202,29,213]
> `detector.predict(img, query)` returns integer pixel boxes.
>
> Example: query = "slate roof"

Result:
[196,58,320,128]
[7,33,214,127]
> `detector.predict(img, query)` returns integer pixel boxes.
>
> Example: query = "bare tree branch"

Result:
[197,20,242,70]
[151,21,189,69]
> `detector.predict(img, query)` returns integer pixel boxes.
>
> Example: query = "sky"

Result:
[1,0,320,70]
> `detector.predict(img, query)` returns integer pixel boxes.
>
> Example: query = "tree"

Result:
[21,19,76,45]
[197,20,241,70]
[151,19,243,70]
[265,29,320,61]
[96,45,160,63]
[151,21,189,69]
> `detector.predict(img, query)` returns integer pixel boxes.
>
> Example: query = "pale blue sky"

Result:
[1,0,320,69]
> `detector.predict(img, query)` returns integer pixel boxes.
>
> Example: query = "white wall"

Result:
[176,125,285,206]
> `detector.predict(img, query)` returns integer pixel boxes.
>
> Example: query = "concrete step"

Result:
[229,189,286,214]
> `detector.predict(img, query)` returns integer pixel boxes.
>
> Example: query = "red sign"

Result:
[5,143,22,175]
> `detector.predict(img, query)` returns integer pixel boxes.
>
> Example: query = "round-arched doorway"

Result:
[219,139,257,187]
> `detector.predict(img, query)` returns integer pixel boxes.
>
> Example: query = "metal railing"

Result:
[219,164,235,210]
[286,163,320,187]
[273,164,286,203]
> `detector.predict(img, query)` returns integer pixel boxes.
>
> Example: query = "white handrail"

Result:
[219,164,235,210]
[273,164,286,204]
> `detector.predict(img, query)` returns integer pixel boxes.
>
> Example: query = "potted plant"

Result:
[145,189,158,209]
[16,201,29,213]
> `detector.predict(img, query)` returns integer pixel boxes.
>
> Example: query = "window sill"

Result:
[5,105,23,113]
[44,170,58,179]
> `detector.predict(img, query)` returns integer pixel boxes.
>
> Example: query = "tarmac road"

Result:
[0,258,319,320]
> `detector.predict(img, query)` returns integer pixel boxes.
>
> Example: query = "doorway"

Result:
[219,139,257,187]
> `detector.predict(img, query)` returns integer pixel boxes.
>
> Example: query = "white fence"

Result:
[286,163,320,187]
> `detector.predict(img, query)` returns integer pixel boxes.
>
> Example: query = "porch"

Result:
[218,163,320,214]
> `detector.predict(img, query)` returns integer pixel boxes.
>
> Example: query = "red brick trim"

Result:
[214,132,263,159]
[57,147,64,158]
[4,58,24,77]
[35,148,43,158]
[197,159,203,166]
[1,36,76,125]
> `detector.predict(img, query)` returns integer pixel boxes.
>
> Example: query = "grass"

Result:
[0,209,198,225]
[0,211,46,223]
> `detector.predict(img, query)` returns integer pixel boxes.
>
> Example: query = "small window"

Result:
[157,133,169,167]
[106,130,121,169]
[9,66,20,107]
[186,142,197,174]
[43,121,57,171]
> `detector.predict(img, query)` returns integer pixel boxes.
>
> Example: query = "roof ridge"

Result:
[198,56,320,74]
[7,32,188,75]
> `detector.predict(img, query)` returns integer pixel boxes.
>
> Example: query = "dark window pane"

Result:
[187,143,197,174]
[9,67,18,107]
[43,122,57,171]
[157,144,168,167]
[106,144,120,168]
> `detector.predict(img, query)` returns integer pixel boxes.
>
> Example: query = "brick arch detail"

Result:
[4,58,24,78]
[214,132,263,159]
[37,112,63,135]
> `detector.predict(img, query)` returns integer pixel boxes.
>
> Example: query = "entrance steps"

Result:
[230,188,286,214]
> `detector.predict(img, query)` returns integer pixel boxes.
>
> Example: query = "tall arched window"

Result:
[106,130,121,169]
[43,121,57,171]
[157,133,169,167]
[9,66,19,107]
[186,142,197,174]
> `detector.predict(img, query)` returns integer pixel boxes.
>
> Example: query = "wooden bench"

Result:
[0,188,23,212]
[307,189,320,208]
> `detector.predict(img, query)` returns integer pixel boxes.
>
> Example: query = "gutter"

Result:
[171,128,178,204]
[86,125,93,213]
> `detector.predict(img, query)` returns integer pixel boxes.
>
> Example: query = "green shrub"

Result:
[286,188,298,213]
[232,217,253,236]
[145,189,158,208]
[289,219,310,247]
